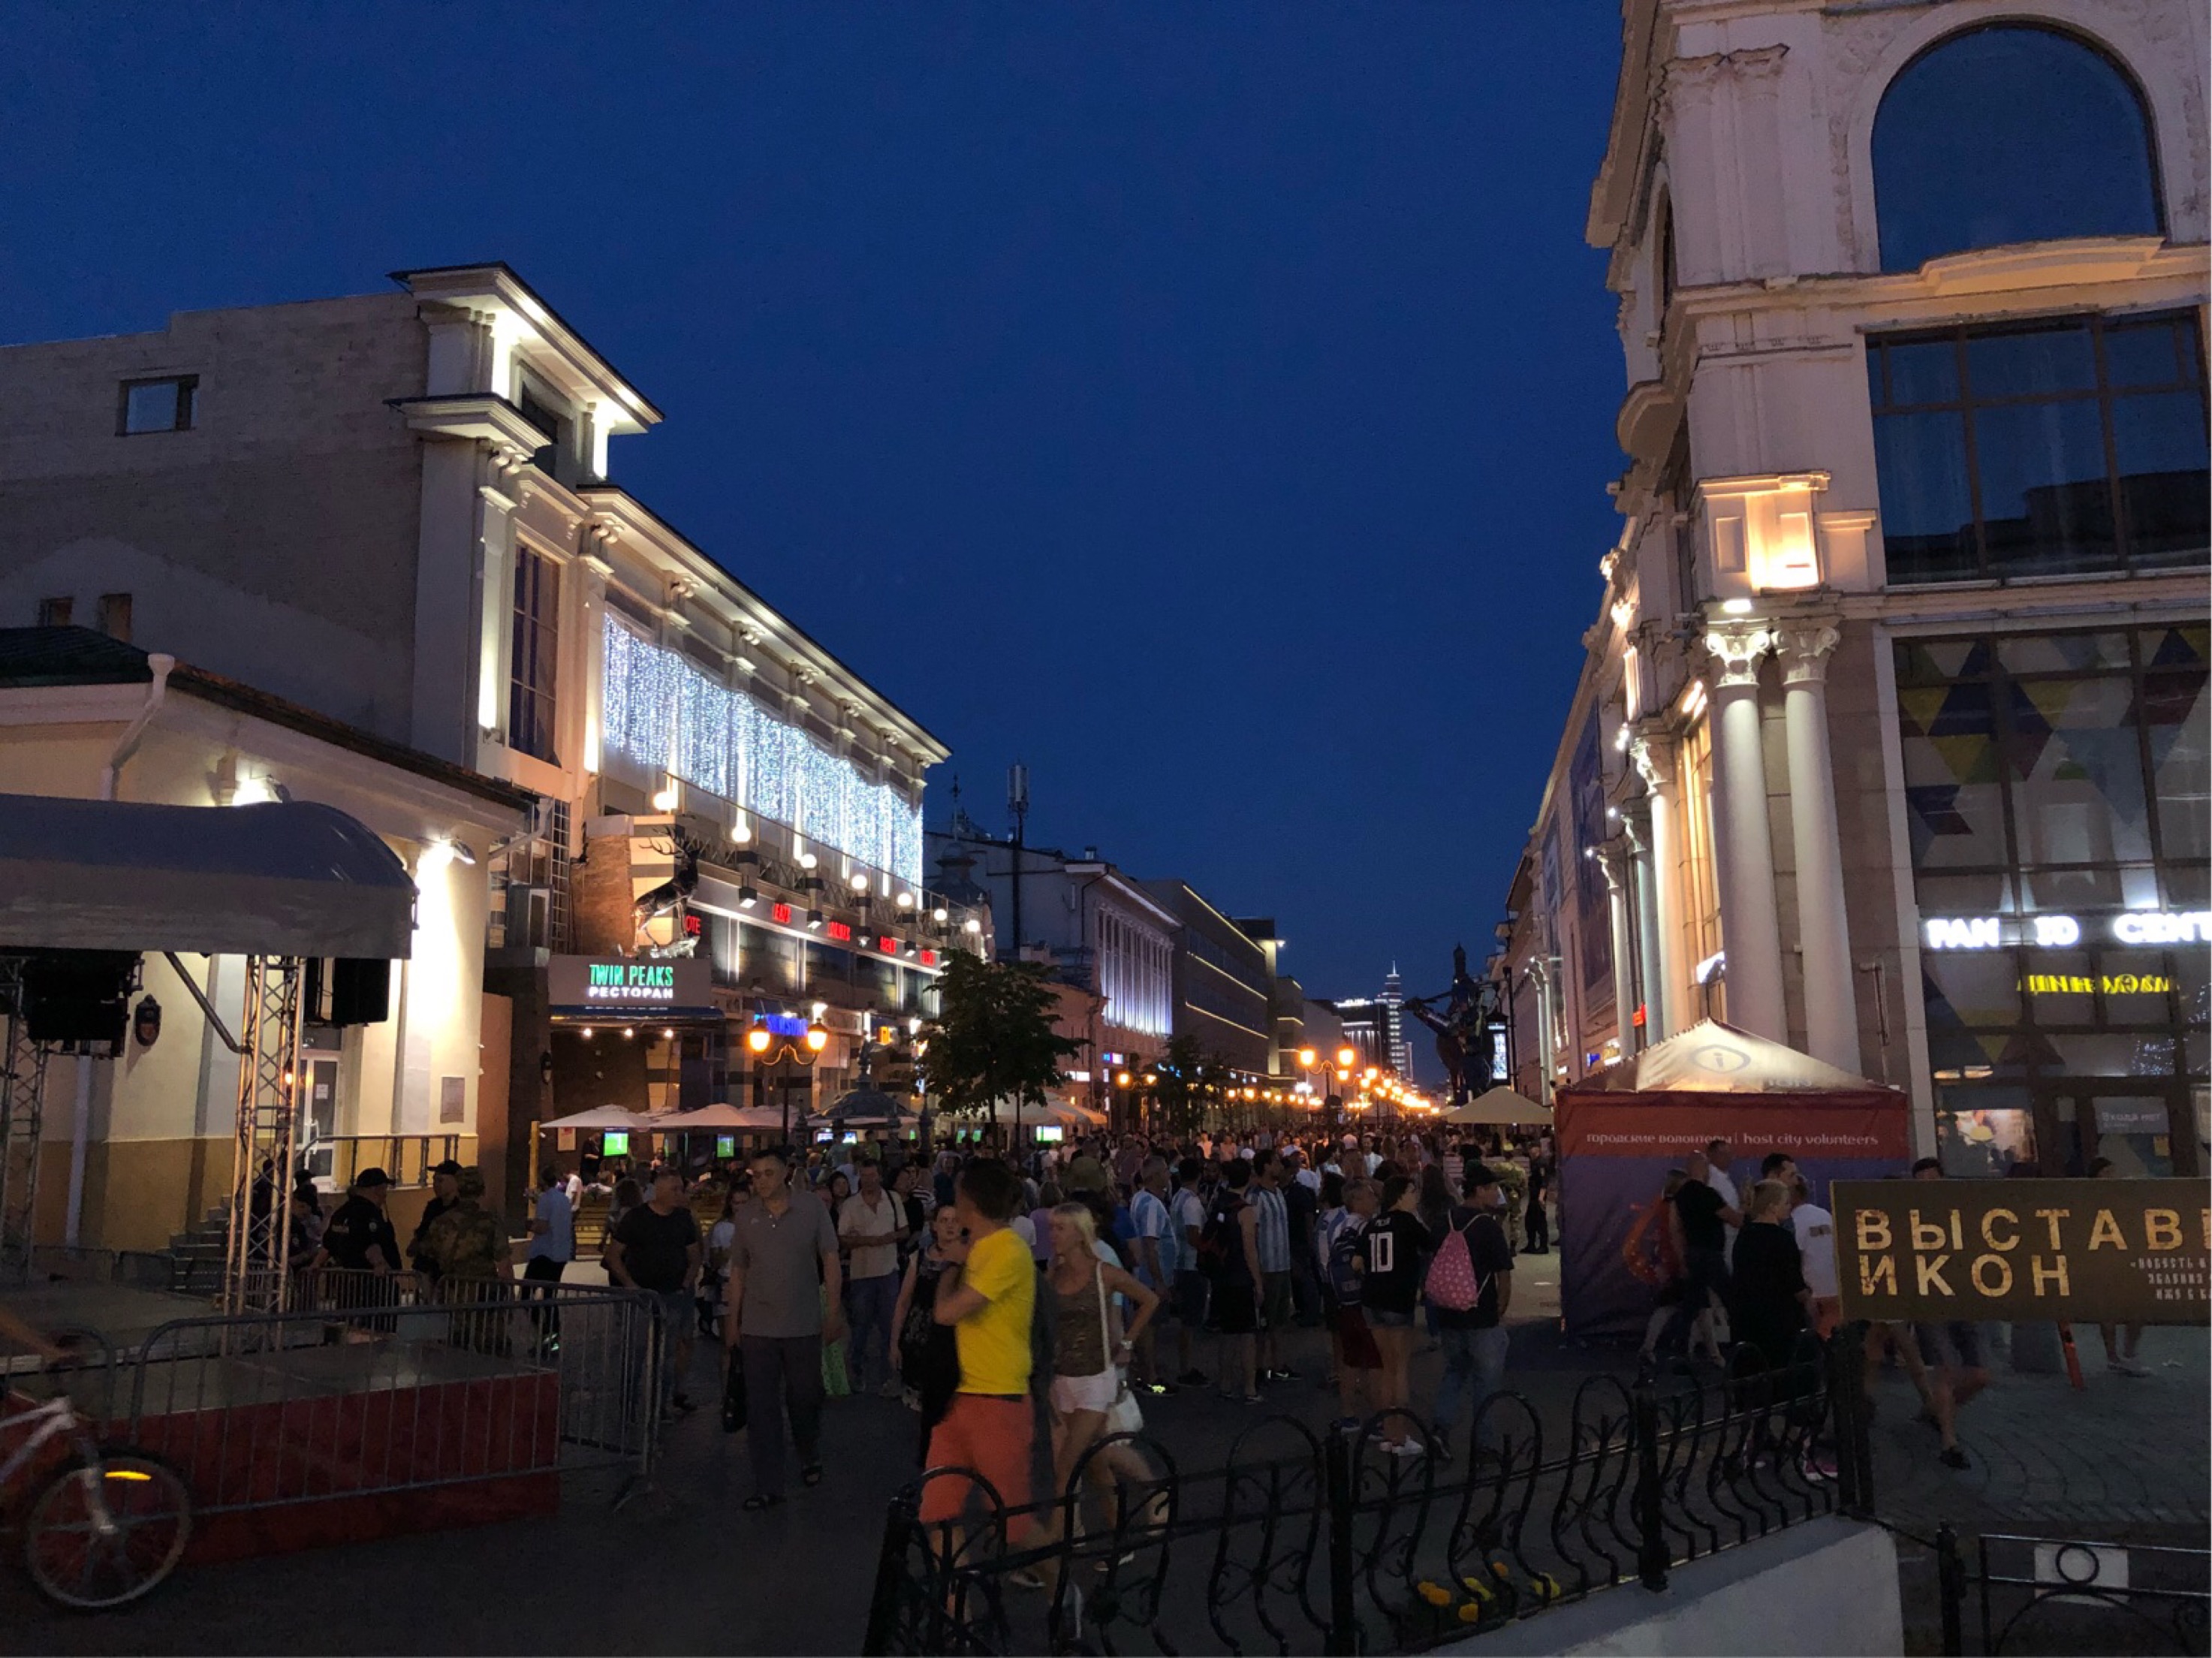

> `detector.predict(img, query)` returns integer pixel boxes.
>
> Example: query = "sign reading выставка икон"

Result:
[1834,1178,2209,1327]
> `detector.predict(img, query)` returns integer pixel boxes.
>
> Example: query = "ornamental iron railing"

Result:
[863,1329,1868,1656]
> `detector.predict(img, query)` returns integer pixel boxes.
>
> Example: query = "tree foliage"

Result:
[921,952,1085,1128]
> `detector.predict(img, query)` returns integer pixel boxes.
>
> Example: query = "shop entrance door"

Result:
[2075,1089,2189,1178]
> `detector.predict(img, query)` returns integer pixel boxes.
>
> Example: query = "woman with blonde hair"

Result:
[1043,1201,1159,1532]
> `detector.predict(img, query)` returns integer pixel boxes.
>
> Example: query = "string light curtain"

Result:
[601,614,923,885]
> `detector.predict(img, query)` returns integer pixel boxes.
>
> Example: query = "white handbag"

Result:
[1094,1261,1145,1436]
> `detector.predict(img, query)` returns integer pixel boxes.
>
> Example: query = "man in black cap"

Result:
[315,1168,400,1276]
[409,1160,465,1283]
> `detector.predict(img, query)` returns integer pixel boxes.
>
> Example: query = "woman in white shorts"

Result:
[1044,1201,1159,1528]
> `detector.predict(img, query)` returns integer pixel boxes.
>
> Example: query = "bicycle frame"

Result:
[1,1394,94,1495]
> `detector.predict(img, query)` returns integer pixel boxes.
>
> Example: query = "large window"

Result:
[508,544,560,763]
[1873,25,2162,274]
[1897,626,2208,1175]
[1869,311,2208,584]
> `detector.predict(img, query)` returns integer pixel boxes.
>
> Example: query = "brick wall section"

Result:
[0,292,429,738]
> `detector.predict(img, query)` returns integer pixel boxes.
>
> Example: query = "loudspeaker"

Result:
[305,958,392,1027]
[21,951,137,1048]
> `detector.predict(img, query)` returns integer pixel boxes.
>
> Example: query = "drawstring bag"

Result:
[1424,1214,1487,1314]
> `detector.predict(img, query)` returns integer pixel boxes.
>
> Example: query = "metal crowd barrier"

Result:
[113,1272,662,1522]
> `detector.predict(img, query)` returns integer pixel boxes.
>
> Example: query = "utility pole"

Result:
[1007,762,1029,967]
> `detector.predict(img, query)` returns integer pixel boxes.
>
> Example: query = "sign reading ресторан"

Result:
[1834,1179,2210,1327]
[547,954,713,1012]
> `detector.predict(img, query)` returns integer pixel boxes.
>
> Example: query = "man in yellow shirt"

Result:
[925,1159,1036,1530]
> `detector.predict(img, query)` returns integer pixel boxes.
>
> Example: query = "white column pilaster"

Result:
[1596,843,1638,1063]
[1622,800,1663,1051]
[1630,730,1686,1039]
[1703,619,1787,1040]
[1776,617,1861,1074]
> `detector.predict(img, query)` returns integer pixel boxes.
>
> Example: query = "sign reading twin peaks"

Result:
[1835,1179,2209,1327]
[549,955,713,1013]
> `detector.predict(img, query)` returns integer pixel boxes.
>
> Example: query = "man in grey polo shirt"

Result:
[724,1144,845,1511]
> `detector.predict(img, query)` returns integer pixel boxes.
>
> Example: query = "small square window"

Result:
[118,376,197,436]
[35,597,72,627]
[97,593,132,643]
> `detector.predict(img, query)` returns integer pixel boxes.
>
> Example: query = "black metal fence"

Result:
[863,1331,1868,1655]
[1901,1524,2211,1656]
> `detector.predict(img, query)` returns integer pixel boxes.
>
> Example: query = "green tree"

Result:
[921,952,1084,1142]
[1150,1034,1207,1138]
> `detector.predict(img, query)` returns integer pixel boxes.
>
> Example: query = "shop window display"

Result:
[1900,625,2209,1174]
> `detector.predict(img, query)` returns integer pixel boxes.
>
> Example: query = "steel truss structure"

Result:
[0,960,50,1275]
[222,955,307,1315]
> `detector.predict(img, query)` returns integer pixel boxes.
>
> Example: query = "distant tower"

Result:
[1381,963,1413,1080]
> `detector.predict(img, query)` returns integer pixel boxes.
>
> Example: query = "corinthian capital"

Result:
[1702,619,1774,690]
[1629,725,1676,794]
[1774,620,1843,688]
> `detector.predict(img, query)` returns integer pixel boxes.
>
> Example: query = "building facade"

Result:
[1142,881,1274,1075]
[0,629,532,1250]
[929,820,1176,1084]
[0,264,985,1207]
[1508,0,2207,1174]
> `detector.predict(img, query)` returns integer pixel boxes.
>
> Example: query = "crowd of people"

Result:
[674,1124,1550,1517]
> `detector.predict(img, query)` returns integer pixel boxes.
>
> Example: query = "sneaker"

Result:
[1431,1430,1453,1464]
[1141,1379,1177,1397]
[1387,1438,1427,1458]
[1328,1416,1361,1434]
[1007,1567,1047,1592]
[1273,1366,1303,1383]
[1177,1369,1210,1388]
[1939,1445,1969,1470]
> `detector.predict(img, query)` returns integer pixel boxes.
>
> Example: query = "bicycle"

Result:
[2,1361,192,1610]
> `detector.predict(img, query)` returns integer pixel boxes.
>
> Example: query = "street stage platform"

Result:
[5,1279,568,1564]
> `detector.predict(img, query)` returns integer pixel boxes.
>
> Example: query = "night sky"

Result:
[2,5,1626,1011]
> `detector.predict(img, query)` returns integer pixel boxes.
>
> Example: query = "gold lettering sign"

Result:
[1835,1179,2210,1327]
[2019,973,2174,995]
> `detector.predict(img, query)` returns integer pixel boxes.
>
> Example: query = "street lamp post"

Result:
[749,1014,830,1142]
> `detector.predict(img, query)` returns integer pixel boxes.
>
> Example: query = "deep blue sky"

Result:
[1,5,1625,1006]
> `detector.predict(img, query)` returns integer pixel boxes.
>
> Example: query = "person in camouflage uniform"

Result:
[424,1167,514,1353]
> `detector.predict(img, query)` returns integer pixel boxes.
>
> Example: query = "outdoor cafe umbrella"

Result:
[661,1103,788,1132]
[538,1105,655,1132]
[1439,1086,1553,1128]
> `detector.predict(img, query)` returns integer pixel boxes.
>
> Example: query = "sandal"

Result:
[801,1463,824,1488]
[741,1493,784,1512]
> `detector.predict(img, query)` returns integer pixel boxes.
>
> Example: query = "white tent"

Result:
[1440,1086,1552,1127]
[1570,1020,1894,1095]
[0,794,414,959]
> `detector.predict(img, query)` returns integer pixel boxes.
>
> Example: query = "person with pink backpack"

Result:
[1422,1162,1517,1464]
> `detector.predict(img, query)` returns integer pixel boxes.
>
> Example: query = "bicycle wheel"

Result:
[23,1446,193,1611]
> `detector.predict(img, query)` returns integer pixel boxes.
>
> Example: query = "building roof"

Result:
[0,628,538,813]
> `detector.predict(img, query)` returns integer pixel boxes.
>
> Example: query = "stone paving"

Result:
[2,1256,2204,1655]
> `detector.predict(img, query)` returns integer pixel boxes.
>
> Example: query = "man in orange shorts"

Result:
[925,1159,1038,1537]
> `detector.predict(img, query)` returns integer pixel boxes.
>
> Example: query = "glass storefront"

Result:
[1897,623,2210,1174]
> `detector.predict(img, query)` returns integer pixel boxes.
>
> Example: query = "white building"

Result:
[1508,0,2207,1178]
[0,264,982,1213]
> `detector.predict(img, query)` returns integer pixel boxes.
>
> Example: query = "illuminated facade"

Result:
[0,263,973,1200]
[1501,0,2207,1174]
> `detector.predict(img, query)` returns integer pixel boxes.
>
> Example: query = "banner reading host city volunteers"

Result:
[1834,1179,2210,1326]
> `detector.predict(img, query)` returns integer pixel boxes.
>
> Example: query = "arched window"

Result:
[1873,25,2162,274]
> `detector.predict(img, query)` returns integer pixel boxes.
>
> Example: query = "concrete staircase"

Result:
[164,1206,233,1295]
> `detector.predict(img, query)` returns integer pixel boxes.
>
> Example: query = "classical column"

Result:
[1526,955,1556,1106]
[1621,799,1664,1051]
[1629,730,1686,1040]
[1776,618,1861,1074]
[1596,843,1638,1062]
[1703,619,1788,1041]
